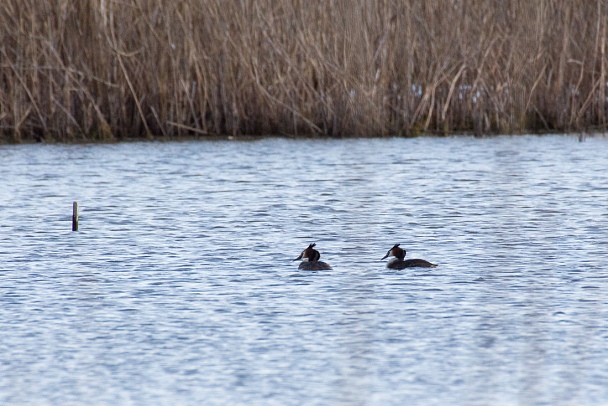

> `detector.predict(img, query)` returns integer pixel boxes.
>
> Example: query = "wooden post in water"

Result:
[72,201,79,231]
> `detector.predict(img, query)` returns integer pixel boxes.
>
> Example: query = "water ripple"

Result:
[1,135,607,405]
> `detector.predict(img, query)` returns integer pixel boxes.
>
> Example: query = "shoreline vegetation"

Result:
[1,1,608,143]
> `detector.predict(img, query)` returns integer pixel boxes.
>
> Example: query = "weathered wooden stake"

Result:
[72,201,79,231]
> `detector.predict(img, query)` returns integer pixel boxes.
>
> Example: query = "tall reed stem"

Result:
[1,0,607,141]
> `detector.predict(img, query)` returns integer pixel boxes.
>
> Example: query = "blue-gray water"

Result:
[1,135,607,405]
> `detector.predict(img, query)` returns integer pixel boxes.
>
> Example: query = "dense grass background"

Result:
[1,0,607,142]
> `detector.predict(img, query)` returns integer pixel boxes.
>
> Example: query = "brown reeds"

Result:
[1,0,607,142]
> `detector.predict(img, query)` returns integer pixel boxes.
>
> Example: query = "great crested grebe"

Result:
[382,244,437,269]
[293,243,333,270]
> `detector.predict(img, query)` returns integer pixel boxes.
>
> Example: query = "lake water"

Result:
[1,135,607,405]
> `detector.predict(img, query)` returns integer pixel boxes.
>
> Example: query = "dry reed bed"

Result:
[0,0,607,142]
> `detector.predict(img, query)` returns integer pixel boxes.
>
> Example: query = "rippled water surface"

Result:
[1,135,607,405]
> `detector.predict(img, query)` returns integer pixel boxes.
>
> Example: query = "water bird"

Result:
[293,243,333,270]
[382,244,437,269]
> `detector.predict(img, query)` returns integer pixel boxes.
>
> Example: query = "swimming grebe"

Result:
[293,243,333,270]
[382,244,437,269]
